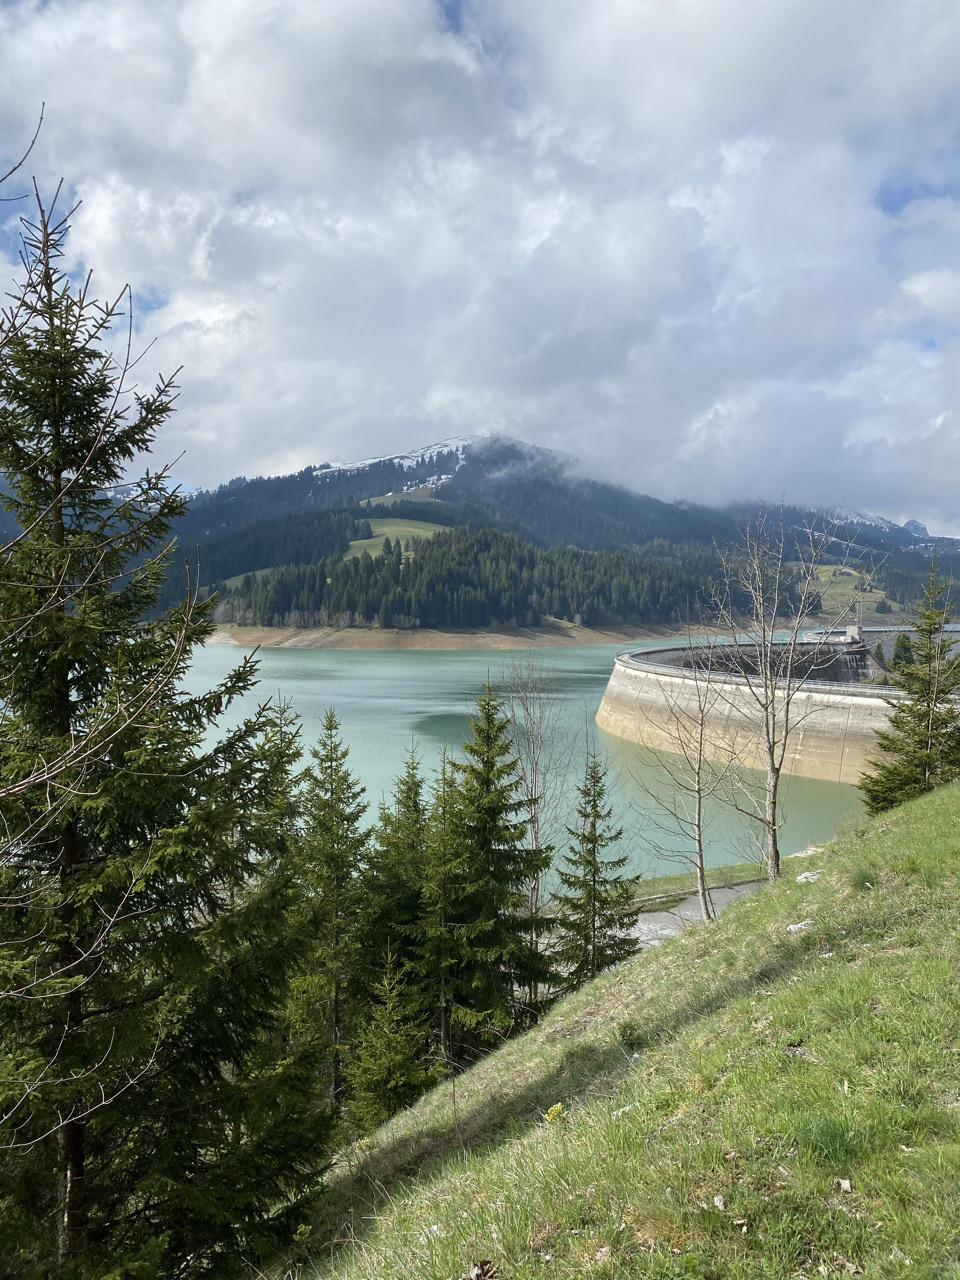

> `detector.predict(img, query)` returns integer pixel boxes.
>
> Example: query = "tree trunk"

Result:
[57,1100,86,1265]
[53,455,87,1266]
[694,790,714,921]
[57,822,86,1267]
[331,985,342,1107]
[440,1001,451,1070]
[765,764,780,881]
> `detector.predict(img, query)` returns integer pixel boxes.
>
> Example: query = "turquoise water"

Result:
[185,639,862,879]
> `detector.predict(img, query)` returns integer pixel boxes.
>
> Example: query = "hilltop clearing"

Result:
[343,516,448,559]
[291,785,960,1280]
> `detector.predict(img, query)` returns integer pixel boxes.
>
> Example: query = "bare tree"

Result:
[630,624,757,921]
[708,504,866,879]
[498,652,579,1010]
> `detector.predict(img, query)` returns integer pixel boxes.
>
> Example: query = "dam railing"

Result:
[616,650,907,700]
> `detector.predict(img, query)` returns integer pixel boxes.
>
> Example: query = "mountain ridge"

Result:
[147,434,959,619]
[187,433,933,552]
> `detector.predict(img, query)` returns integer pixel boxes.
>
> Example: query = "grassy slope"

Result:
[813,565,909,624]
[344,517,446,560]
[299,786,960,1280]
[212,520,445,590]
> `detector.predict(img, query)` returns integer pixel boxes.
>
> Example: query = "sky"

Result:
[1,0,959,530]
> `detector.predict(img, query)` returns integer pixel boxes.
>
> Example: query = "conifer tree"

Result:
[552,752,639,993]
[0,194,326,1276]
[410,750,471,1068]
[364,749,427,977]
[344,950,434,1136]
[859,566,960,815]
[892,631,915,670]
[452,686,550,1045]
[290,709,369,1110]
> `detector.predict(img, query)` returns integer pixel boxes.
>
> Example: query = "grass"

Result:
[344,517,447,560]
[813,565,907,624]
[291,784,960,1280]
[220,566,276,590]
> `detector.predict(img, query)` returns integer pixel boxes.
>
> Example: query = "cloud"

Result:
[0,0,958,528]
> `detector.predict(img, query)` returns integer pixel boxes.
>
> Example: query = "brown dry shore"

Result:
[206,620,682,651]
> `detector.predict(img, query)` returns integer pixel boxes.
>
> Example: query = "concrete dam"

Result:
[595,630,905,786]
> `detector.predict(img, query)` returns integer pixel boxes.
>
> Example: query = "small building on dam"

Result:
[595,628,909,786]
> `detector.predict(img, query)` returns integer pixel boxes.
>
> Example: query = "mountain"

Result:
[176,438,471,541]
[5,433,950,619]
[178,434,740,557]
[439,436,738,549]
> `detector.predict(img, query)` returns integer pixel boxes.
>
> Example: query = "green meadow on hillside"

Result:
[293,786,960,1280]
[344,517,447,560]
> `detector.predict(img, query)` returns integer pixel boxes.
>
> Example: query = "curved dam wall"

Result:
[596,647,897,786]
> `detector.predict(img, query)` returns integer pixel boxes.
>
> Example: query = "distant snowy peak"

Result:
[834,508,903,534]
[323,435,481,476]
[802,506,925,538]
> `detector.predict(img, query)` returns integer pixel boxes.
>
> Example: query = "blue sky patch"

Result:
[437,0,464,34]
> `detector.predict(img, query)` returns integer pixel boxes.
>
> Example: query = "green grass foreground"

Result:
[293,786,960,1280]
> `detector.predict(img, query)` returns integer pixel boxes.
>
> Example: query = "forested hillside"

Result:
[211,526,712,629]
[442,436,738,549]
[180,447,465,535]
[175,436,740,558]
[155,435,959,628]
[156,508,372,609]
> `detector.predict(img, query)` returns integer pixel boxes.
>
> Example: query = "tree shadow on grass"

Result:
[304,936,811,1268]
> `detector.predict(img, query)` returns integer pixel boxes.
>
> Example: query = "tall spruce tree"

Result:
[452,686,550,1046]
[552,752,639,993]
[409,750,469,1068]
[0,195,326,1278]
[859,565,960,815]
[289,710,369,1112]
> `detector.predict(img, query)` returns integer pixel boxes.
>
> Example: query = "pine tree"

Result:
[0,194,327,1276]
[290,709,369,1111]
[859,566,960,815]
[344,950,435,1136]
[452,686,550,1047]
[552,752,640,993]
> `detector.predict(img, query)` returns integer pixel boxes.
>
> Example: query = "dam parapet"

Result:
[596,635,904,786]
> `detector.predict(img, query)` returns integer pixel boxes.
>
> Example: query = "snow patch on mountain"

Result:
[834,508,904,534]
[322,436,480,476]
[794,505,924,537]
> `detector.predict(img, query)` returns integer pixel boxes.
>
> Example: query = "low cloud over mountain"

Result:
[1,0,958,528]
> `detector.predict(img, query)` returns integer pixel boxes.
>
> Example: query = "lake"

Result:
[186,639,863,879]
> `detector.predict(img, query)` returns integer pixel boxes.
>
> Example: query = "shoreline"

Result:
[205,621,687,651]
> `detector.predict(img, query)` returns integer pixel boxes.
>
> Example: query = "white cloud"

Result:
[0,0,958,528]
[903,269,960,324]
